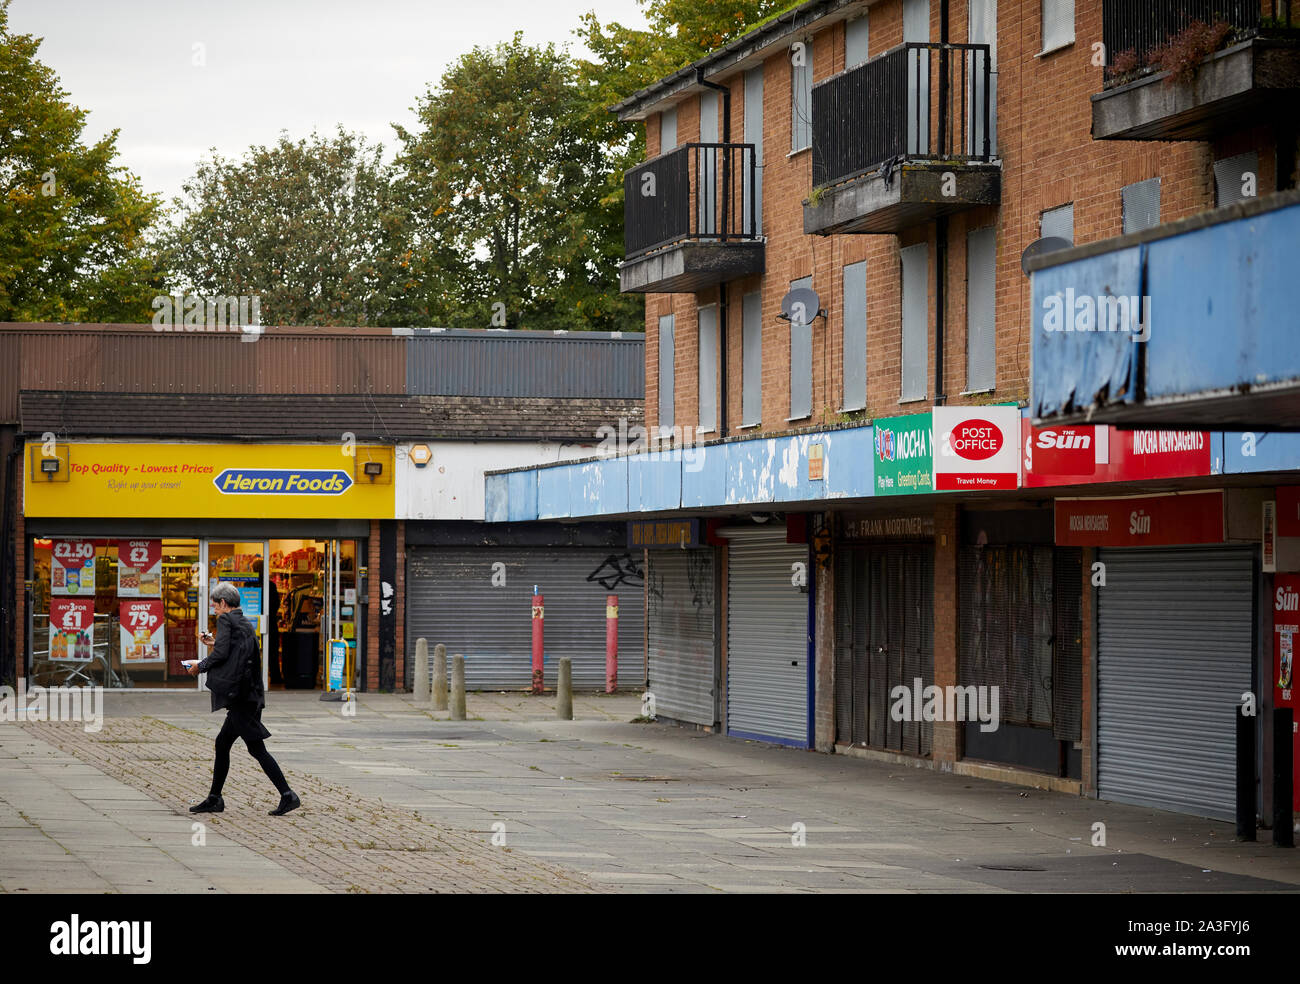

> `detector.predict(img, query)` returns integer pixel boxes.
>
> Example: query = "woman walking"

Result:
[187,582,301,816]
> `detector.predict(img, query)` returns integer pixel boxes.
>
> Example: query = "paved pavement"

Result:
[4,690,1299,893]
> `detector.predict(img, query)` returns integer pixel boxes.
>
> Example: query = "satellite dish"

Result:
[780,286,822,325]
[1020,236,1072,276]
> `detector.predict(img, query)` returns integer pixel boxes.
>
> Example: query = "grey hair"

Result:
[210,582,240,607]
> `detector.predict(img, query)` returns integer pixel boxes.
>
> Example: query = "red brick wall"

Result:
[643,0,1284,437]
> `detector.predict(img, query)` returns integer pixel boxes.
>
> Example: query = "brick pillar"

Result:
[932,502,959,765]
[814,515,835,752]
[1081,546,1095,795]
[394,519,406,691]
[14,508,25,686]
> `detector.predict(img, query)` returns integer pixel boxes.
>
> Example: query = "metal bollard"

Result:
[414,638,429,704]
[1236,705,1256,842]
[433,643,448,711]
[557,657,573,720]
[531,588,545,694]
[1275,708,1294,848]
[451,653,466,721]
[605,595,618,694]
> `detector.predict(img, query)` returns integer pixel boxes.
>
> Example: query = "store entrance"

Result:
[266,539,359,692]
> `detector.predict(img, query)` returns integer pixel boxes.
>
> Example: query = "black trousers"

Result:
[209,703,289,797]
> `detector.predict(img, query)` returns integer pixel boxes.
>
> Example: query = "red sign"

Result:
[119,599,165,663]
[1277,487,1300,537]
[116,539,162,596]
[1274,574,1300,813]
[1025,425,1097,477]
[1023,423,1211,488]
[1055,491,1224,546]
[949,419,1003,460]
[50,538,96,596]
[49,598,95,660]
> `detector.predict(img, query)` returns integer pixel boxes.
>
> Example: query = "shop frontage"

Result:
[23,441,394,694]
[720,522,811,748]
[957,507,1083,777]
[1058,490,1255,821]
[834,510,935,756]
[641,520,718,729]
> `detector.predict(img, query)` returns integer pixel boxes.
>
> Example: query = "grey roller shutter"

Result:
[725,529,810,746]
[1122,178,1161,234]
[405,547,646,691]
[647,550,717,726]
[1096,546,1254,821]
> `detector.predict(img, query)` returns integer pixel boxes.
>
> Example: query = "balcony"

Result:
[1092,1,1300,141]
[620,142,763,294]
[804,42,1000,236]
[1028,189,1300,431]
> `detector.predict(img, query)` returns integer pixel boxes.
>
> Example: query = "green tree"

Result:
[0,0,163,322]
[394,33,639,332]
[160,128,410,327]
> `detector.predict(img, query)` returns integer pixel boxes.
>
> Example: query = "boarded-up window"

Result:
[968,0,997,156]
[742,292,762,427]
[744,68,764,233]
[699,91,719,235]
[1215,151,1259,207]
[1041,0,1074,52]
[901,244,928,401]
[966,226,996,392]
[842,261,867,410]
[1040,203,1074,245]
[789,276,813,420]
[698,304,718,432]
[658,313,675,430]
[661,106,677,152]
[791,39,813,152]
[845,14,869,68]
[904,0,930,155]
[1122,178,1161,234]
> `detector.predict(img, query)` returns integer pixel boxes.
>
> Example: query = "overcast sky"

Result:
[11,0,648,205]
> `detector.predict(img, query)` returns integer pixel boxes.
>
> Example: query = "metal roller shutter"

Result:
[725,529,810,746]
[646,550,717,726]
[1097,546,1254,820]
[405,547,646,691]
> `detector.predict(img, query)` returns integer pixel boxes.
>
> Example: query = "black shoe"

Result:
[189,794,224,814]
[269,790,301,816]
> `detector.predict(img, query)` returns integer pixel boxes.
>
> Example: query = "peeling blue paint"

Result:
[726,438,777,505]
[485,473,509,522]
[681,443,726,509]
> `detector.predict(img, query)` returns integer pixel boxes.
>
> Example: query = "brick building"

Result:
[490,0,1300,824]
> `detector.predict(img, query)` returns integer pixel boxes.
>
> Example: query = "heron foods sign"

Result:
[25,443,394,519]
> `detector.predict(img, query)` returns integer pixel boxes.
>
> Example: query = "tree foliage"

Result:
[0,0,163,322]
[394,33,639,332]
[160,128,408,327]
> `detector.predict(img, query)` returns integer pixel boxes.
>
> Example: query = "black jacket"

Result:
[197,607,265,713]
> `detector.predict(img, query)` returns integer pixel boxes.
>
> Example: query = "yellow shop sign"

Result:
[25,443,395,519]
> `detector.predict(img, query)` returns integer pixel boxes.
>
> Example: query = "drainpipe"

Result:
[933,1,950,408]
[698,68,733,435]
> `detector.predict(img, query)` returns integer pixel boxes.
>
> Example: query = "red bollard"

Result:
[531,589,545,694]
[606,594,619,694]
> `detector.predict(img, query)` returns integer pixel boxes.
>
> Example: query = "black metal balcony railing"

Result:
[811,42,992,191]
[623,142,759,259]
[1102,0,1294,83]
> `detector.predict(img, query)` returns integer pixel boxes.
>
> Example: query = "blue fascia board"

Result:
[1032,196,1300,420]
[506,469,539,522]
